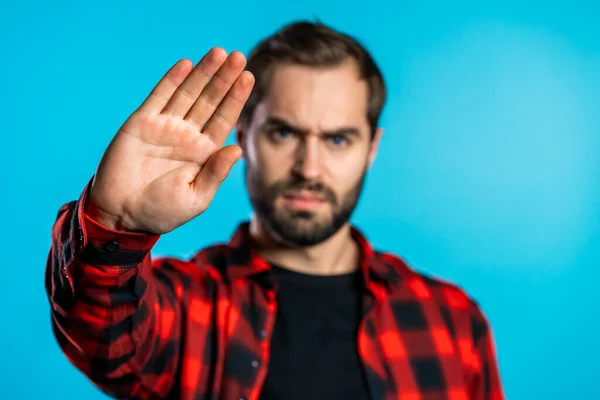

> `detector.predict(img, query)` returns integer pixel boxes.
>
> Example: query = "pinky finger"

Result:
[136,59,194,114]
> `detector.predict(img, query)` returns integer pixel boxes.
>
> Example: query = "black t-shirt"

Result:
[259,265,371,400]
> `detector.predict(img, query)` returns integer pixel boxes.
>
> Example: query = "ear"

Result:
[367,127,383,168]
[236,123,246,159]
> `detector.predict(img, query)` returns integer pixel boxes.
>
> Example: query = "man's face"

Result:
[240,60,382,247]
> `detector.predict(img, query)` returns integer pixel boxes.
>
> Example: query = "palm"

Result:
[87,48,254,234]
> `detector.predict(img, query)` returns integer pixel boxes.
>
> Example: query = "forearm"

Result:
[45,183,177,398]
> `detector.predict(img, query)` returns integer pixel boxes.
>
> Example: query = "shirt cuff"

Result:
[74,177,160,266]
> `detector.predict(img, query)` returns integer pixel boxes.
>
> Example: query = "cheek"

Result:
[326,151,368,192]
[249,136,294,182]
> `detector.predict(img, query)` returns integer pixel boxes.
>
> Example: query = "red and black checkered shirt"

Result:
[46,183,504,400]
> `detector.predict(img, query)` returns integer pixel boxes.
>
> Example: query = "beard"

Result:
[246,165,367,247]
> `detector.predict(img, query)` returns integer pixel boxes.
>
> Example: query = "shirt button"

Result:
[239,398,247,400]
[104,241,119,252]
[251,360,259,368]
[259,329,267,339]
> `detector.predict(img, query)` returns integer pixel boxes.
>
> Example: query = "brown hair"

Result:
[239,21,386,138]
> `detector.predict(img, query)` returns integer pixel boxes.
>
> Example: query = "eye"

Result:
[274,128,292,138]
[327,135,349,147]
[269,128,295,142]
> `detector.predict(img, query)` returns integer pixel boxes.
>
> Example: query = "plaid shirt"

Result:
[46,182,504,400]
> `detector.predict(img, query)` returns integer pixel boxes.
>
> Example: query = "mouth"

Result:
[281,190,328,211]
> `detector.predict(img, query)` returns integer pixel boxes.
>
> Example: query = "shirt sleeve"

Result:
[468,302,505,400]
[45,178,181,399]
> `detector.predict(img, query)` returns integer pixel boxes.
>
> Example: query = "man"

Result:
[46,21,504,400]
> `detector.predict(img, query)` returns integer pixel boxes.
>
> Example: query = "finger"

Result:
[162,47,228,117]
[137,59,194,114]
[192,145,242,205]
[185,51,247,130]
[203,71,255,146]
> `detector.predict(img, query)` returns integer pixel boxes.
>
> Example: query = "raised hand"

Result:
[86,48,254,234]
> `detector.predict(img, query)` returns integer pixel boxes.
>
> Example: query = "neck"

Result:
[249,217,360,276]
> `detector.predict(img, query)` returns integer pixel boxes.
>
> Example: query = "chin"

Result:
[278,206,331,224]
[273,211,340,244]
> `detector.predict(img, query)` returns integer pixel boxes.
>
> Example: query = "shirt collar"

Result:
[223,222,404,291]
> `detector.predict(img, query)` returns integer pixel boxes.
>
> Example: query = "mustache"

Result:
[275,180,338,205]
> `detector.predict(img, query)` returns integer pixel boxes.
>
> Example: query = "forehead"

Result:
[260,60,370,130]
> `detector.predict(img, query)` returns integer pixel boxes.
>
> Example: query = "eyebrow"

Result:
[262,117,361,137]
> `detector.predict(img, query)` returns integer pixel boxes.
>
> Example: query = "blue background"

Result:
[1,0,598,398]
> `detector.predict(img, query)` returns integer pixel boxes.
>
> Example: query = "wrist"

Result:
[84,197,131,232]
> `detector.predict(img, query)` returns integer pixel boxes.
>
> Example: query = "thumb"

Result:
[192,144,242,202]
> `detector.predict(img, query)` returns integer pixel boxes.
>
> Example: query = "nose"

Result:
[292,135,322,181]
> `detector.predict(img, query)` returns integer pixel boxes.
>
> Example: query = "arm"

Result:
[45,48,253,399]
[46,182,180,399]
[468,303,505,400]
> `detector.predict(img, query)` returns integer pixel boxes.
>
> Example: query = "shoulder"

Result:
[374,250,491,333]
[150,242,233,283]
